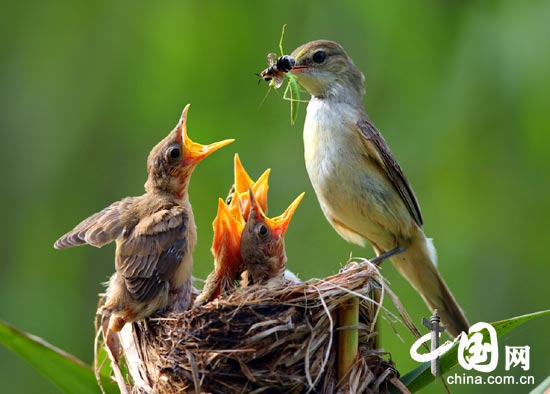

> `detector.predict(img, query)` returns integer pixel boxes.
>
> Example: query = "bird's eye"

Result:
[313,50,326,63]
[226,195,232,205]
[257,224,268,237]
[170,147,181,159]
[166,144,182,162]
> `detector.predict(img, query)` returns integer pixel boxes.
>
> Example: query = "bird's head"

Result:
[209,154,272,285]
[145,104,234,196]
[290,40,365,99]
[240,189,304,284]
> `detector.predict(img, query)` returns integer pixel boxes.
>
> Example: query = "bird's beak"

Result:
[235,168,270,220]
[231,153,271,219]
[287,50,311,74]
[234,153,254,193]
[266,192,305,238]
[212,198,244,263]
[289,65,311,73]
[248,190,304,239]
[251,169,270,215]
[227,190,245,222]
[177,104,235,166]
[247,188,266,224]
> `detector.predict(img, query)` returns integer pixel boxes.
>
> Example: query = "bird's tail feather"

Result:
[390,236,469,337]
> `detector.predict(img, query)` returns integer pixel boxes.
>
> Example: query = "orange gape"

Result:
[195,154,270,305]
[54,105,233,332]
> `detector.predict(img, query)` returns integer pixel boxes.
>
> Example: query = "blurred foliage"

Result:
[0,1,548,393]
[0,320,118,393]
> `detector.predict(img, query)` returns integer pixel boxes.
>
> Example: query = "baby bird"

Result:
[195,155,270,305]
[227,153,270,219]
[194,198,245,305]
[54,105,233,331]
[240,189,304,287]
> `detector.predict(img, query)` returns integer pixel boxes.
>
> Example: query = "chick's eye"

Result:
[166,144,181,161]
[313,50,326,63]
[170,147,181,159]
[258,224,268,237]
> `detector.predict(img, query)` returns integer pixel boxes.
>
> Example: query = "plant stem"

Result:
[337,296,359,385]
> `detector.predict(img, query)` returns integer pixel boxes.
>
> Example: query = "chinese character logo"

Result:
[505,345,530,371]
[411,317,532,377]
[409,310,455,376]
[457,322,499,373]
[410,320,500,375]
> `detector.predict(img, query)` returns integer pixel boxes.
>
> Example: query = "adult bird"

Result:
[289,40,469,336]
[54,105,233,332]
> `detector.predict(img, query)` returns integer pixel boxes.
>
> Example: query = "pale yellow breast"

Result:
[303,98,413,249]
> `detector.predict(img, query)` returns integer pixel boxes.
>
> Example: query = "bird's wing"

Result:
[356,119,423,227]
[54,197,139,249]
[117,206,188,302]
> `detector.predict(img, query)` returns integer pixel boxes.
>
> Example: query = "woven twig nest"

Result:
[99,260,410,394]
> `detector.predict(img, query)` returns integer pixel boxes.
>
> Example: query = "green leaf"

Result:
[0,320,118,394]
[396,310,550,393]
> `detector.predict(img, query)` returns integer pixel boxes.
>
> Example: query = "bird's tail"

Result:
[390,235,469,337]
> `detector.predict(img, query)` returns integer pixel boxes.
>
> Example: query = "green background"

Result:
[1,1,549,393]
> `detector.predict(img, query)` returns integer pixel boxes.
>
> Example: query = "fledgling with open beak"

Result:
[240,189,304,287]
[54,105,234,332]
[226,153,270,219]
[288,40,469,336]
[194,155,270,305]
[194,198,245,305]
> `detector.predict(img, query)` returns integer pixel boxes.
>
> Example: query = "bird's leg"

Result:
[169,281,192,313]
[100,315,122,362]
[370,246,406,266]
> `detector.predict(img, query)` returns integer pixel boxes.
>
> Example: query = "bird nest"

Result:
[97,260,411,394]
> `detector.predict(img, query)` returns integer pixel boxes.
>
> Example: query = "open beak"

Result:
[251,169,270,214]
[266,192,305,238]
[234,153,254,193]
[227,190,245,223]
[231,154,270,219]
[247,188,265,224]
[176,104,235,166]
[248,190,305,239]
[236,168,270,219]
[211,198,244,266]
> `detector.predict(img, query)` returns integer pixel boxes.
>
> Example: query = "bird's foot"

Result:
[370,246,405,266]
[100,315,122,362]
[109,316,127,333]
